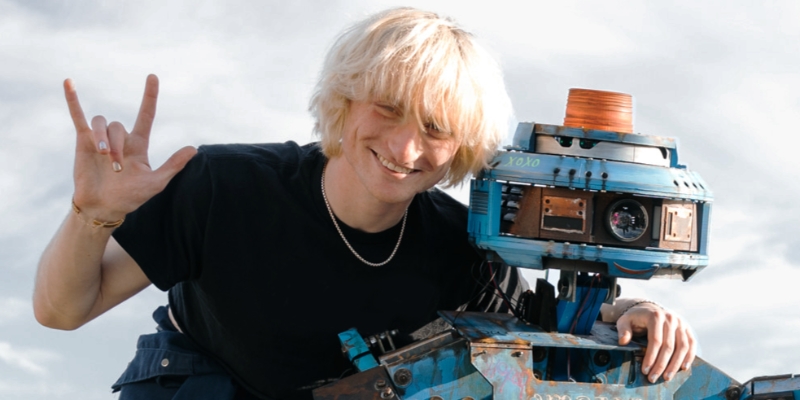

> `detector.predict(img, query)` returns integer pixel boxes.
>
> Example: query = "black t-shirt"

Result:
[113,141,526,399]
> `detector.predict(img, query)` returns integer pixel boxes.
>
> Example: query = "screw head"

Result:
[725,386,741,400]
[393,368,413,388]
[593,350,611,367]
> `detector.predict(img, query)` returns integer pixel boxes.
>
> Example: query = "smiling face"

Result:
[311,9,512,189]
[339,99,458,205]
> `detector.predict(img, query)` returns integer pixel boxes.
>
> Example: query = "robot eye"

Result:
[604,199,649,242]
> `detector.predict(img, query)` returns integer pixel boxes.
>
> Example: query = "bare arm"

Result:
[34,219,149,330]
[33,75,196,330]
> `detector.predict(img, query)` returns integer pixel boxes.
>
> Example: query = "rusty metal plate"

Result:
[508,186,542,238]
[663,204,693,243]
[312,367,393,400]
[541,195,588,234]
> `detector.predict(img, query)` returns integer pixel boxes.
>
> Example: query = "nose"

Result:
[387,120,423,166]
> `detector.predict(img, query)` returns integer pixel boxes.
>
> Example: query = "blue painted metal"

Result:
[468,122,713,283]
[338,328,378,372]
[741,374,800,399]
[381,337,493,400]
[324,313,800,399]
[555,283,608,334]
[316,123,800,399]
[479,152,710,201]
[470,231,709,279]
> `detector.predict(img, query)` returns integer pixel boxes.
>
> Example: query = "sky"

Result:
[1,0,799,399]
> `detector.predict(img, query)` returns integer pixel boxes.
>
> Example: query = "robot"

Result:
[313,89,800,400]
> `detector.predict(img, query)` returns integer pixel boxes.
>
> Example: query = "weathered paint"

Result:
[338,328,379,372]
[318,314,800,399]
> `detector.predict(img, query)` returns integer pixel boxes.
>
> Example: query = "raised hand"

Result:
[65,74,197,222]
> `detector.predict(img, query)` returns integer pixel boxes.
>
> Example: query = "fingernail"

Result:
[112,161,122,172]
[99,141,108,151]
[683,362,691,370]
[649,374,658,383]
[665,372,674,381]
[642,366,650,375]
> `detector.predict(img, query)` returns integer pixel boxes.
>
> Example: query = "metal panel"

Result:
[483,152,713,202]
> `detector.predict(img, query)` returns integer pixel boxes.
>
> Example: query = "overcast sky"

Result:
[1,0,799,399]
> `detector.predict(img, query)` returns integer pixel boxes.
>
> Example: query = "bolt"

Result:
[374,379,387,389]
[594,350,611,367]
[380,387,395,399]
[393,368,413,388]
[725,386,741,400]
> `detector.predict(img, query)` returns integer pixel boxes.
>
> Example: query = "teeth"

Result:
[376,153,413,174]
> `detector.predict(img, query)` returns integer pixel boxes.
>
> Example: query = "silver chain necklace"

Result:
[320,163,407,267]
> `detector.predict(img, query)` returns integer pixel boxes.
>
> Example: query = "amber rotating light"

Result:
[563,88,634,134]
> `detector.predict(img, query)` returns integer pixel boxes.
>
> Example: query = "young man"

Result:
[34,7,695,400]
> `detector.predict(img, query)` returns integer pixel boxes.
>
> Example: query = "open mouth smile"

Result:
[375,152,415,174]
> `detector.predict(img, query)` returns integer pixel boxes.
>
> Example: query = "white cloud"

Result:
[0,342,59,376]
[0,298,29,324]
[1,0,799,398]
[0,379,77,399]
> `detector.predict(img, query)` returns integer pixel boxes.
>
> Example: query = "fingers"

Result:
[132,74,159,141]
[616,316,633,345]
[64,79,92,136]
[90,116,110,154]
[662,325,691,381]
[647,314,676,382]
[683,329,697,371]
[638,308,663,381]
[107,121,128,172]
[153,146,198,188]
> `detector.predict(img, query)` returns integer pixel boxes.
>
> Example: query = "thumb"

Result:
[154,146,198,184]
[617,316,633,345]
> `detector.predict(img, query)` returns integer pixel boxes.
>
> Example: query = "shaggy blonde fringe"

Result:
[309,7,513,187]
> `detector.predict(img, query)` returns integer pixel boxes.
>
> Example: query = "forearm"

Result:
[34,211,114,330]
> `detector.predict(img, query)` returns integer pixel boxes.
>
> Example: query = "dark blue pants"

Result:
[111,306,241,400]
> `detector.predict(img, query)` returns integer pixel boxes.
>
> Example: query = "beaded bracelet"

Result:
[71,199,125,228]
[621,300,662,317]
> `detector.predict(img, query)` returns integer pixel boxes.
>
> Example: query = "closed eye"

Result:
[424,122,451,139]
[375,103,401,117]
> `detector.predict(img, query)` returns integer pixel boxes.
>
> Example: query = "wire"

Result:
[451,259,500,327]
[488,261,520,319]
[569,274,601,334]
[567,273,601,380]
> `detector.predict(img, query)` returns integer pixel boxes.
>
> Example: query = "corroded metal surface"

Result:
[312,367,393,400]
[382,337,493,400]
[439,312,638,351]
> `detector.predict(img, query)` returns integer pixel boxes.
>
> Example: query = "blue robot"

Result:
[313,94,799,400]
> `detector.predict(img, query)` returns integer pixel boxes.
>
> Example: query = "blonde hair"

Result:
[309,7,512,187]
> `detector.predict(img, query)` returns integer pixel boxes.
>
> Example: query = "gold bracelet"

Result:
[71,199,125,228]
